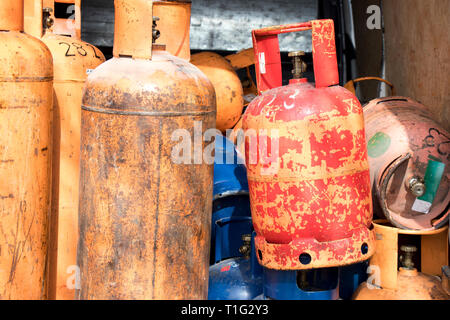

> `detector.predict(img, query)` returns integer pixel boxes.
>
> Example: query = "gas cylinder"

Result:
[211,134,252,264]
[353,244,449,300]
[243,20,375,271]
[0,0,53,299]
[364,96,449,230]
[208,232,263,300]
[153,0,191,61]
[339,261,369,300]
[191,52,245,133]
[209,137,262,300]
[76,0,216,300]
[24,0,106,300]
[261,268,340,300]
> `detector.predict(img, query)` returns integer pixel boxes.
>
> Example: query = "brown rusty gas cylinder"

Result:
[191,52,244,133]
[0,0,53,300]
[243,20,375,271]
[76,0,216,300]
[364,97,449,231]
[24,0,106,300]
[153,0,191,61]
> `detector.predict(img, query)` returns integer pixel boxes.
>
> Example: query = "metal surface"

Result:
[208,232,263,300]
[354,239,449,300]
[191,52,244,133]
[263,268,339,300]
[153,0,191,60]
[81,0,317,52]
[364,97,450,230]
[211,135,252,264]
[368,220,449,291]
[354,268,450,300]
[76,0,216,300]
[339,261,369,300]
[0,0,54,299]
[24,0,106,300]
[243,20,375,271]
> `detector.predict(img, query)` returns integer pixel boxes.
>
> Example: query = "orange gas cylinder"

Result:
[191,51,244,133]
[354,220,449,300]
[153,0,191,61]
[0,0,53,299]
[242,20,375,271]
[76,0,216,300]
[24,0,106,300]
[354,244,449,300]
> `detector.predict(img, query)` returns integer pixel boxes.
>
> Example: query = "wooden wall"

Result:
[383,0,450,131]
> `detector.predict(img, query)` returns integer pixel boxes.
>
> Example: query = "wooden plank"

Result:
[383,0,450,131]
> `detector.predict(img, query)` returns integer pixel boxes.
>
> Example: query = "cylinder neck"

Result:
[0,0,24,32]
[113,0,154,60]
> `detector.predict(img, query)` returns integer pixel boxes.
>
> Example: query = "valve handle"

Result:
[252,19,339,94]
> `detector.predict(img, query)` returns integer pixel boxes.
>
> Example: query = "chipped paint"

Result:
[242,20,374,270]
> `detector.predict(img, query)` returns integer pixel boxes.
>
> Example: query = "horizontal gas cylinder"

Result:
[76,0,216,300]
[364,97,449,230]
[24,0,106,300]
[0,0,53,300]
[243,20,375,271]
[191,52,245,133]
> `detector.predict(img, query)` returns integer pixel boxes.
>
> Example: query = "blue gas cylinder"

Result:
[208,232,263,300]
[211,134,253,264]
[262,268,340,300]
[339,261,369,300]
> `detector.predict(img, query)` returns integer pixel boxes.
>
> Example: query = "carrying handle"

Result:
[52,0,82,40]
[24,0,81,39]
[344,77,396,97]
[252,19,339,94]
[113,0,153,60]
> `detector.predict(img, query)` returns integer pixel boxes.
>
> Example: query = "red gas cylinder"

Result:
[242,20,376,270]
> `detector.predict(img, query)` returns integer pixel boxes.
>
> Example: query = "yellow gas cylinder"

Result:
[191,51,245,133]
[354,245,449,300]
[24,0,106,300]
[0,0,54,299]
[153,0,191,61]
[353,220,449,300]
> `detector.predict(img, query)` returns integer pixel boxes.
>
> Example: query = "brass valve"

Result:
[152,17,160,43]
[43,8,54,29]
[238,234,252,259]
[288,51,307,79]
[408,176,426,197]
[399,245,417,270]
